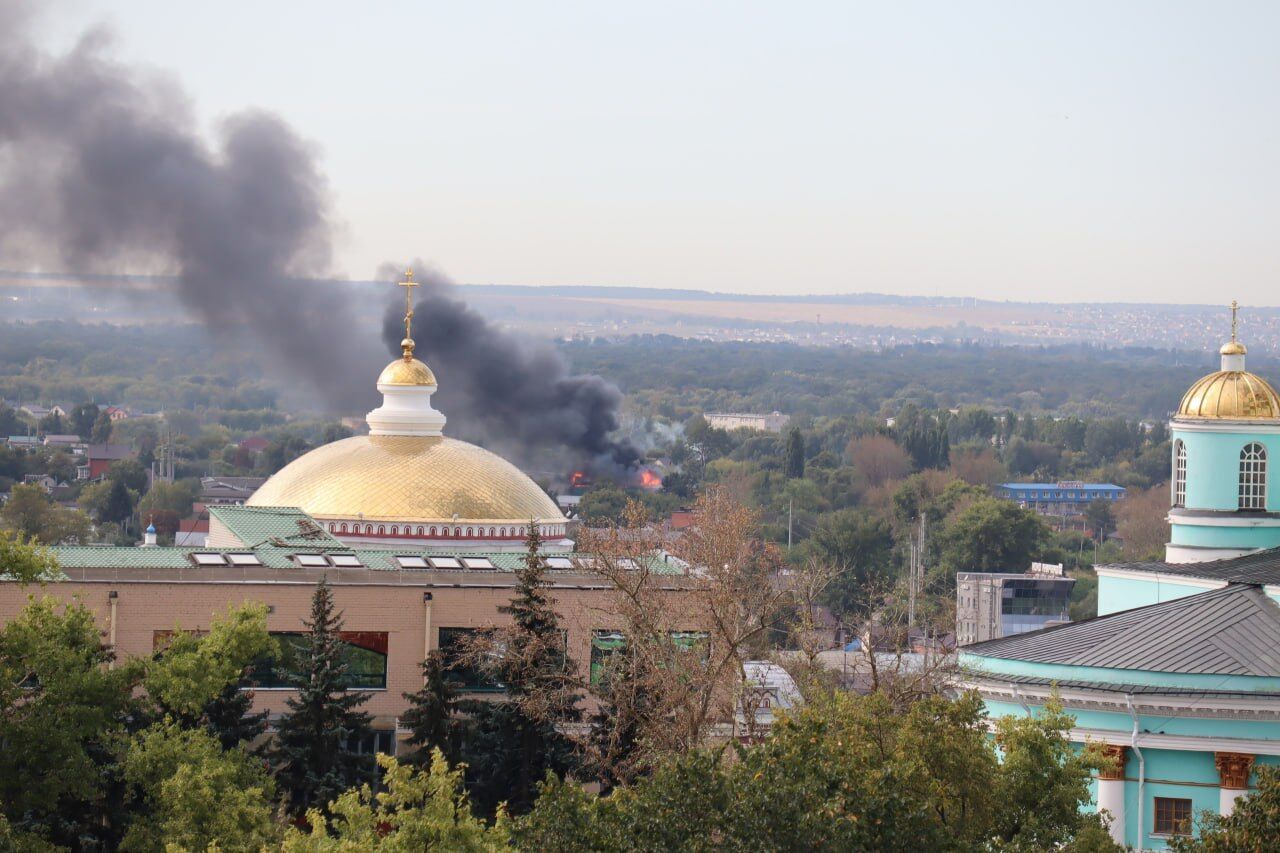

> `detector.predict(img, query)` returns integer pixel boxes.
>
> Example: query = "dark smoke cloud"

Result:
[0,1,380,411]
[379,263,640,473]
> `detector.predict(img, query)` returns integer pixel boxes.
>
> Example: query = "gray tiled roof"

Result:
[1100,547,1280,585]
[963,584,1280,677]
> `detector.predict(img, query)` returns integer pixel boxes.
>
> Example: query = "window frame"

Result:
[1153,796,1192,837]
[1173,440,1187,508]
[1239,442,1267,511]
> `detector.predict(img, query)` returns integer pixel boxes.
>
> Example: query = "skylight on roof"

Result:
[192,552,227,566]
[546,557,574,569]
[396,556,429,569]
[226,553,262,566]
[429,557,462,570]
[462,557,494,570]
[329,554,362,568]
[294,554,329,568]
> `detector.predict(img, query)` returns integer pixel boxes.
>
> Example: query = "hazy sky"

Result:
[36,2,1280,302]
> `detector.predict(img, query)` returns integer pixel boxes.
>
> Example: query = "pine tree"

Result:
[202,683,270,751]
[458,525,582,816]
[785,428,805,479]
[400,650,457,768]
[269,577,374,815]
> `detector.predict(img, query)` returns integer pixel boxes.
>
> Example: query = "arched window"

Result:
[1173,440,1187,508]
[1240,443,1267,510]
[378,525,386,535]
[391,526,399,535]
[340,523,348,533]
[429,526,437,536]
[417,526,424,536]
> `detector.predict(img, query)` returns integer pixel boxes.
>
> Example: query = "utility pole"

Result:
[787,498,793,551]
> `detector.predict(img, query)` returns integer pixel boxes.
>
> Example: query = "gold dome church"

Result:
[225,271,571,552]
[0,274,694,745]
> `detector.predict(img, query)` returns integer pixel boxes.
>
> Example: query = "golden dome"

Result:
[246,435,563,522]
[1177,370,1280,420]
[377,357,437,387]
[1221,340,1248,356]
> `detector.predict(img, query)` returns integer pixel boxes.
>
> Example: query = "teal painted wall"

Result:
[1169,522,1280,548]
[1097,574,1214,616]
[1173,429,1280,512]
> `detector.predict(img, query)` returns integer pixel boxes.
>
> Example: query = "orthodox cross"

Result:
[399,269,418,357]
[1231,299,1239,343]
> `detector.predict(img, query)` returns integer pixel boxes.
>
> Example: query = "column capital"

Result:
[1097,744,1128,781]
[1215,752,1255,790]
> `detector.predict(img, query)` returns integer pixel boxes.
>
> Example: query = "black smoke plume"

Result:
[380,264,640,473]
[0,1,379,410]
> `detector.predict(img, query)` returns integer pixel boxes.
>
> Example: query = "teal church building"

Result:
[959,308,1280,849]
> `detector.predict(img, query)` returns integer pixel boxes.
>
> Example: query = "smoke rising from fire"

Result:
[379,263,640,472]
[0,2,639,468]
[0,1,379,410]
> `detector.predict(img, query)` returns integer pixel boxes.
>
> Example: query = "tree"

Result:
[809,509,895,619]
[90,411,114,444]
[400,650,458,768]
[1169,765,1280,851]
[1117,485,1170,561]
[458,526,582,816]
[0,483,92,544]
[1083,498,1116,540]
[784,427,805,479]
[0,531,59,584]
[120,720,279,852]
[69,403,100,439]
[0,597,140,849]
[577,483,631,526]
[80,476,135,527]
[270,577,375,815]
[515,690,1115,852]
[991,696,1113,850]
[106,458,148,493]
[36,412,65,435]
[939,496,1049,576]
[137,479,196,519]
[846,434,912,487]
[281,752,507,851]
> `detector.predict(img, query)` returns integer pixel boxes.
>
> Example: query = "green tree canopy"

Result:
[938,496,1049,575]
[0,483,92,544]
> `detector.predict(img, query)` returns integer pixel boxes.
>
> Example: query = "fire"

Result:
[569,471,590,489]
[638,468,662,490]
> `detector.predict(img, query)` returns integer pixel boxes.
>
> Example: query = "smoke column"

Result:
[0,0,379,410]
[380,263,640,472]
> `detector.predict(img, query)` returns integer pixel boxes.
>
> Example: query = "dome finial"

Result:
[1221,300,1247,360]
[399,268,419,360]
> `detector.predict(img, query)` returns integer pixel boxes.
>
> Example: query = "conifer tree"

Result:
[458,525,582,816]
[269,577,374,815]
[400,650,458,768]
[785,427,805,479]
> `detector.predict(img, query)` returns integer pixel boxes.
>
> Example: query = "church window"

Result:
[1240,443,1267,510]
[365,525,374,535]
[417,527,424,536]
[1173,441,1187,507]
[429,526,437,536]
[466,527,474,537]
[378,525,386,535]
[340,523,348,533]
[1154,797,1192,836]
[391,526,399,535]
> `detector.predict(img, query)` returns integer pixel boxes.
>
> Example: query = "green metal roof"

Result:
[208,504,347,549]
[42,506,684,576]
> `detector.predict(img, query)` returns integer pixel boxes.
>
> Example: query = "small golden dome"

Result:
[1221,340,1248,356]
[377,357,437,387]
[246,435,563,523]
[1177,370,1280,420]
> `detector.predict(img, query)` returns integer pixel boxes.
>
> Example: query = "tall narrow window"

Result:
[1240,442,1267,510]
[1173,440,1187,507]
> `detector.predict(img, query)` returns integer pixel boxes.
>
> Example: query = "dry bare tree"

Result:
[576,487,794,764]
